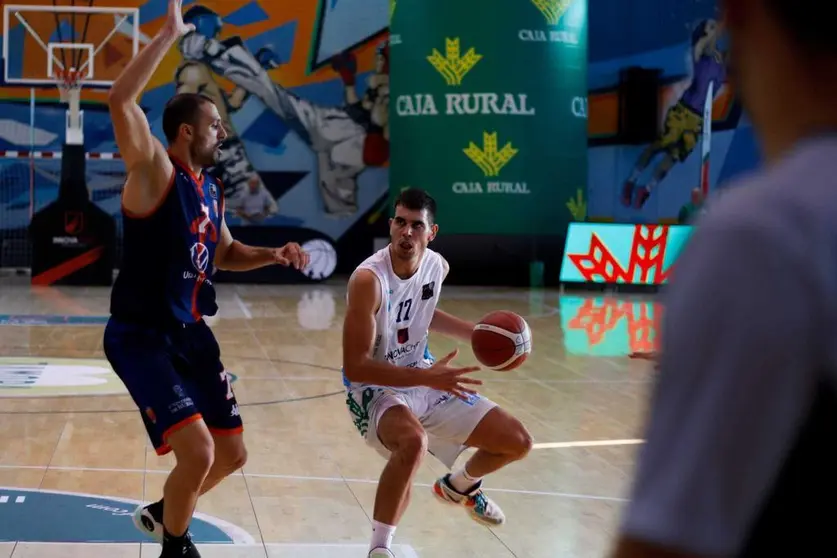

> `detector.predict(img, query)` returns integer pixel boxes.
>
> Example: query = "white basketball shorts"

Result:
[345,384,497,469]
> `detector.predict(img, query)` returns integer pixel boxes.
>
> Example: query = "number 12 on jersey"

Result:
[395,298,412,323]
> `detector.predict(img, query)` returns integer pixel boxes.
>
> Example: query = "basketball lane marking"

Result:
[0,463,628,502]
[532,439,644,450]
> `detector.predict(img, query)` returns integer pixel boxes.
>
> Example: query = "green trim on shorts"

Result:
[346,387,378,437]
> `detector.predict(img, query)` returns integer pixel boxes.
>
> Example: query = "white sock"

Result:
[448,467,482,494]
[370,520,396,551]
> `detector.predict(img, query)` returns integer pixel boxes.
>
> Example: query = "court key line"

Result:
[0,463,628,503]
[532,439,644,449]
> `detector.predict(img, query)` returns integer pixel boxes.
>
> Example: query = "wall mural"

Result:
[0,0,391,279]
[585,0,760,225]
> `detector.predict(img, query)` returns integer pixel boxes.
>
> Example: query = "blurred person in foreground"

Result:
[611,0,837,556]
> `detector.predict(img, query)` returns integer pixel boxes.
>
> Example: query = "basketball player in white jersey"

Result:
[342,188,533,558]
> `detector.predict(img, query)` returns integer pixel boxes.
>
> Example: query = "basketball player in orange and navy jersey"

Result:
[102,2,308,557]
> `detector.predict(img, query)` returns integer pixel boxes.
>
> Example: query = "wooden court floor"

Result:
[0,278,658,557]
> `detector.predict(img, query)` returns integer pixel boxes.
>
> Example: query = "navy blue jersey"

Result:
[110,154,224,324]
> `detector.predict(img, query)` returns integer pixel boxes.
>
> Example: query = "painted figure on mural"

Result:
[621,18,727,209]
[177,5,390,217]
[176,5,280,219]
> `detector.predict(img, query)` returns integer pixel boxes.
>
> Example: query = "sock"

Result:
[448,467,483,494]
[162,527,188,549]
[370,520,396,551]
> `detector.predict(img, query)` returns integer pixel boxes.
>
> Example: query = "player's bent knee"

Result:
[513,425,534,460]
[218,444,247,473]
[213,434,247,472]
[497,415,533,460]
[394,428,428,464]
[378,405,428,466]
[230,445,247,470]
[167,419,215,479]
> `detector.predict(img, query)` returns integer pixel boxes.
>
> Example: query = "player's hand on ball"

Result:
[425,348,482,400]
[273,243,309,270]
[164,0,195,38]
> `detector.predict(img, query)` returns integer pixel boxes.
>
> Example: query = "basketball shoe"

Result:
[432,474,506,526]
[133,500,197,543]
[368,548,395,557]
[159,532,201,558]
[133,500,165,542]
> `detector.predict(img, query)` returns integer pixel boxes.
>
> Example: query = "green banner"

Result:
[389,0,588,235]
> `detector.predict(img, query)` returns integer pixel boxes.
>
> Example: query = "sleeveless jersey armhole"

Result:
[122,165,176,219]
[349,266,386,316]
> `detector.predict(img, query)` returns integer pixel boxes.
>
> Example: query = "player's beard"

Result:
[192,143,220,167]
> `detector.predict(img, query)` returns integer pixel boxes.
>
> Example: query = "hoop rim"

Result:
[54,68,84,89]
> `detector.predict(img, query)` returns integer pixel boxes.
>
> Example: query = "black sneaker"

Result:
[159,531,201,557]
[132,500,164,542]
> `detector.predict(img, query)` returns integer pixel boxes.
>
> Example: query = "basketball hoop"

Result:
[55,68,82,104]
[55,68,84,145]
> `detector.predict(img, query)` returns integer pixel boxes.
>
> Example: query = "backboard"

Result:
[3,2,140,89]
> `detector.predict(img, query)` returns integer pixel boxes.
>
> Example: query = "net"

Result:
[3,3,140,88]
[55,67,83,104]
[54,67,84,144]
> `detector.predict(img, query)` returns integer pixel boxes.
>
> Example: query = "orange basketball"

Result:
[471,311,532,371]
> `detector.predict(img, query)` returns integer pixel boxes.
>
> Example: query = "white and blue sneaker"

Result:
[432,474,506,526]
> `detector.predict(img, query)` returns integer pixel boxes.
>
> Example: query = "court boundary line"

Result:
[8,542,421,557]
[532,439,643,449]
[0,464,628,502]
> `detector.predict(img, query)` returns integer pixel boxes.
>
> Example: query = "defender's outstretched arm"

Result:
[108,0,193,172]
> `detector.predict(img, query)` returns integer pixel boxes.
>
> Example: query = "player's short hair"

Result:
[394,188,437,223]
[763,0,837,54]
[162,93,214,143]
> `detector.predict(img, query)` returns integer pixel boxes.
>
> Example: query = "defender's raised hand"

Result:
[164,0,196,38]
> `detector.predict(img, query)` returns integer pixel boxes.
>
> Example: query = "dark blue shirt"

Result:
[110,154,224,325]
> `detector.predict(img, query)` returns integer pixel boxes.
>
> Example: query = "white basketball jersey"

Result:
[346,245,445,387]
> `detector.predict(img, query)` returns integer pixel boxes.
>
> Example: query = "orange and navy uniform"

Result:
[103,154,242,456]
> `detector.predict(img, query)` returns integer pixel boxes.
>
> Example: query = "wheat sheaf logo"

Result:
[427,38,482,86]
[464,132,518,177]
[531,0,573,25]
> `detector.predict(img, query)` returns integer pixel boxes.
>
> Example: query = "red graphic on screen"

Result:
[567,225,674,284]
[566,298,661,353]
